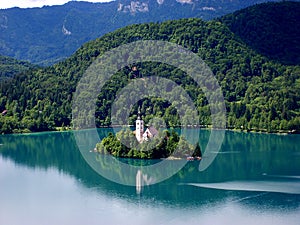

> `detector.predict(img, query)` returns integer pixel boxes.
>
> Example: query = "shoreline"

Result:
[96,124,300,135]
[2,126,299,136]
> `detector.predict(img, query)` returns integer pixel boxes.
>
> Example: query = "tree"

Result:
[192,143,202,158]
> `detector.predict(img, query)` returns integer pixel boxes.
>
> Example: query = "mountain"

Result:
[0,55,36,80]
[0,2,299,134]
[0,0,289,66]
[220,1,300,65]
[0,7,300,133]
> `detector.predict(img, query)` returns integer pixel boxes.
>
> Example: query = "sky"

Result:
[0,0,114,9]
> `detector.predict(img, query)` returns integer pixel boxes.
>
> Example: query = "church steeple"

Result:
[137,107,141,120]
[135,107,144,143]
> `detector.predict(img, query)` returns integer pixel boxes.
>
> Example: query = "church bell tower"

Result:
[135,108,144,143]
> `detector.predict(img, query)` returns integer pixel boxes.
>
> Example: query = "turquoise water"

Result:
[0,129,299,225]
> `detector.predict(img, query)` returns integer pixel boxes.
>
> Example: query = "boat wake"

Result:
[183,180,300,194]
[230,192,268,203]
[210,151,241,154]
[262,173,300,179]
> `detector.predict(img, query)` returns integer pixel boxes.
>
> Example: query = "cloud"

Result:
[0,0,113,9]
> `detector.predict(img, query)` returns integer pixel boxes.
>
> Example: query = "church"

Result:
[134,109,158,143]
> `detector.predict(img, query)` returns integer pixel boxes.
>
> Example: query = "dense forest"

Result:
[0,0,291,65]
[0,2,299,134]
[0,55,36,80]
[220,1,300,65]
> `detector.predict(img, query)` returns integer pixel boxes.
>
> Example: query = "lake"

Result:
[0,129,299,225]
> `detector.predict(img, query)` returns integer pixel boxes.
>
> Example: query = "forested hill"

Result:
[0,0,291,65]
[0,5,299,134]
[0,55,36,80]
[220,1,300,65]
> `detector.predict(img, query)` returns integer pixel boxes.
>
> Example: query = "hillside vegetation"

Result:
[0,55,36,80]
[0,0,289,65]
[0,3,299,134]
[220,1,300,65]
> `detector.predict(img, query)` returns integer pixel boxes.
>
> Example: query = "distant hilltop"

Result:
[0,0,291,65]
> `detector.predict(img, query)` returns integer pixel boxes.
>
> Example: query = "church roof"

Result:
[146,126,159,136]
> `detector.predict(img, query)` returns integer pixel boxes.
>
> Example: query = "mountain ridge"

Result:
[220,1,300,65]
[0,1,299,134]
[0,3,300,133]
[0,0,291,65]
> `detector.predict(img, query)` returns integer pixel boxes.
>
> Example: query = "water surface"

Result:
[0,130,299,225]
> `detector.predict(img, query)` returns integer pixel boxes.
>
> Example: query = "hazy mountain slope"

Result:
[0,14,299,133]
[0,0,288,65]
[0,55,36,80]
[220,1,300,65]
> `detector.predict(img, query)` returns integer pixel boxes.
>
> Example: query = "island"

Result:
[95,110,202,160]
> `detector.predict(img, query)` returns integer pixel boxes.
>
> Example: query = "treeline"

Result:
[0,16,299,134]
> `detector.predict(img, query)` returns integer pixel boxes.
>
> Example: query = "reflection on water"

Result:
[0,129,300,224]
[136,169,142,194]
